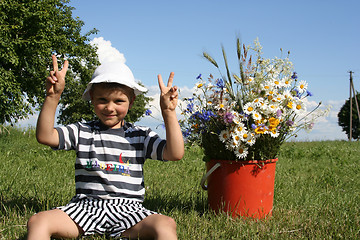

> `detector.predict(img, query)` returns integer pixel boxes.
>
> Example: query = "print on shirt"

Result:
[86,153,131,176]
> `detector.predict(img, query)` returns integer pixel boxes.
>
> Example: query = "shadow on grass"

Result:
[143,190,208,216]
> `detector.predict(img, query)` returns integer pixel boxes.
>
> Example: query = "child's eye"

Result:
[98,98,108,103]
[115,99,125,104]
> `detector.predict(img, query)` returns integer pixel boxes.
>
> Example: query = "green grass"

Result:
[1,127,359,239]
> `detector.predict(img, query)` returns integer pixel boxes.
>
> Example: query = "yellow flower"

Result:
[255,126,266,134]
[269,117,280,128]
[287,101,293,109]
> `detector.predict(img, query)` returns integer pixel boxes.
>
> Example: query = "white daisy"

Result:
[230,134,241,149]
[297,80,308,94]
[231,111,242,124]
[235,145,249,159]
[234,122,246,133]
[252,98,264,108]
[272,77,284,88]
[252,111,262,121]
[293,99,306,114]
[219,130,230,143]
[239,130,250,142]
[281,91,291,101]
[261,82,273,93]
[243,102,255,115]
[282,77,292,88]
[269,128,280,138]
[245,134,256,146]
[266,102,279,114]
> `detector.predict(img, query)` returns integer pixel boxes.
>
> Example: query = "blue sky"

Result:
[19,0,360,140]
[71,0,359,102]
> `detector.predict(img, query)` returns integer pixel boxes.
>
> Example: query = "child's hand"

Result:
[46,55,68,97]
[158,72,178,114]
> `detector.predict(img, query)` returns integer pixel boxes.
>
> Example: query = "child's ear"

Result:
[129,96,136,109]
[89,91,94,103]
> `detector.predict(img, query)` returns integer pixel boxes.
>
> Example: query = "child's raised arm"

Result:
[157,72,184,161]
[36,55,68,147]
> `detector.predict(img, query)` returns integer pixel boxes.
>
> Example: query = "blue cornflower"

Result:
[145,109,152,116]
[196,74,202,79]
[190,111,200,120]
[251,123,257,129]
[182,129,191,138]
[200,110,216,122]
[291,72,298,79]
[215,78,225,89]
[186,103,194,113]
[306,90,313,97]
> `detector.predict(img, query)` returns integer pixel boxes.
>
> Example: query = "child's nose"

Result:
[105,102,116,112]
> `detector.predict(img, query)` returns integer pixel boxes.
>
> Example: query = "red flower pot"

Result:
[201,158,278,219]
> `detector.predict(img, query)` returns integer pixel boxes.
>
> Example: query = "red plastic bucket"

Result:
[201,159,278,219]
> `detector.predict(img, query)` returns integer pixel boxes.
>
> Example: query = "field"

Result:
[0,127,359,239]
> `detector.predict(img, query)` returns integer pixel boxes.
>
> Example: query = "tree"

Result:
[0,0,150,125]
[338,93,360,140]
[0,0,98,124]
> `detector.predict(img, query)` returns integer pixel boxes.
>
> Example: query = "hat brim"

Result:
[82,74,148,101]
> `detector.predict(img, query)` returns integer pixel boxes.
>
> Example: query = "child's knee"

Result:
[27,213,46,231]
[164,216,177,230]
[154,215,177,235]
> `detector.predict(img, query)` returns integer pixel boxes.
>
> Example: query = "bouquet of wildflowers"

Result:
[181,38,329,161]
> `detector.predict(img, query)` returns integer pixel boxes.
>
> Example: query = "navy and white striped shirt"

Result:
[54,120,166,202]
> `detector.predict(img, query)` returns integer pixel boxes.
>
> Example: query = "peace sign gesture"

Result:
[158,72,178,113]
[46,55,69,97]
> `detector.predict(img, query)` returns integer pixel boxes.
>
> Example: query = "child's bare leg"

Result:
[27,208,83,240]
[122,214,177,240]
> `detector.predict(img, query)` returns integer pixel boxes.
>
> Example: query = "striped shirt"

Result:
[54,120,166,202]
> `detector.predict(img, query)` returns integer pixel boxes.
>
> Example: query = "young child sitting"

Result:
[26,55,184,240]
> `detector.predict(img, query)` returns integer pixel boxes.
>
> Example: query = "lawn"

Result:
[0,127,359,239]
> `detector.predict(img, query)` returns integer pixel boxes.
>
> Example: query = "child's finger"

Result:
[167,72,175,87]
[157,74,166,91]
[52,55,58,72]
[170,86,178,99]
[50,71,57,82]
[61,60,69,74]
[46,76,52,84]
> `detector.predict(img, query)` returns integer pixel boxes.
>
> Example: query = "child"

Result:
[27,55,184,240]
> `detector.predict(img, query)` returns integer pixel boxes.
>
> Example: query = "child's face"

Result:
[90,84,134,129]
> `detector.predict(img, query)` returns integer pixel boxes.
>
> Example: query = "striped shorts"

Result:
[57,196,157,237]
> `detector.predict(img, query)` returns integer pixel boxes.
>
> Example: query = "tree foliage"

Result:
[0,0,98,124]
[0,0,150,125]
[338,93,360,140]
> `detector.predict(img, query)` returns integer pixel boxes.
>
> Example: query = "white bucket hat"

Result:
[82,61,148,100]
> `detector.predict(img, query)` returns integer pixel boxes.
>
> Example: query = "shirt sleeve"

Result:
[52,123,79,151]
[143,128,166,161]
